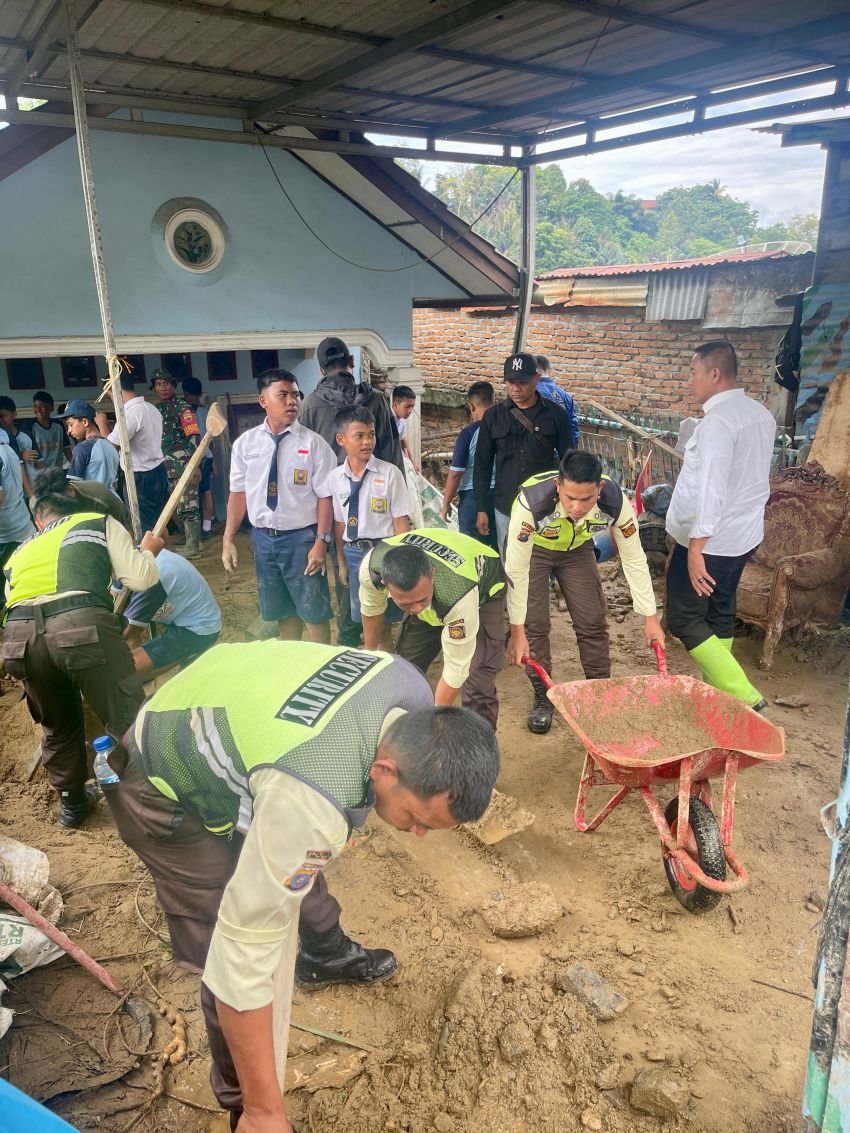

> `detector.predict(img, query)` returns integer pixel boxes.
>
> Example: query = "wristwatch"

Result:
[316,532,333,545]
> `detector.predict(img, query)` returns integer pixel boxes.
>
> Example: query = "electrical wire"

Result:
[255,127,519,273]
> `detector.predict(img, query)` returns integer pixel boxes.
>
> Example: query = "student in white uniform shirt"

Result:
[95,373,168,535]
[665,341,775,709]
[222,369,336,643]
[328,407,410,644]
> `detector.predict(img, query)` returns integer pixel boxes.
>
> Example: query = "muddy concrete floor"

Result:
[1,531,848,1133]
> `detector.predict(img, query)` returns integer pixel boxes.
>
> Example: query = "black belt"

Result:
[256,525,315,537]
[344,538,377,551]
[6,593,112,621]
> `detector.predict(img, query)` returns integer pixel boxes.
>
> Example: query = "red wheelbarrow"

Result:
[523,644,785,912]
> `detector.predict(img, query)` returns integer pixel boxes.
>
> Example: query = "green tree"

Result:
[651,183,758,260]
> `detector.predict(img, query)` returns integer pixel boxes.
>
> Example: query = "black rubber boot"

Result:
[295,924,397,990]
[57,786,97,829]
[526,669,554,735]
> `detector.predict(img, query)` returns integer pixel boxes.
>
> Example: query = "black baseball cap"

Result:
[317,337,351,368]
[504,352,539,381]
[54,398,97,420]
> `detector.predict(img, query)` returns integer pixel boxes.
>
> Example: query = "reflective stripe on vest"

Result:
[367,528,504,624]
[136,641,432,835]
[5,512,111,608]
[519,473,623,553]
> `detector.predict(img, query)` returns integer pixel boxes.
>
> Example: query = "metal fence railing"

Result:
[576,402,682,489]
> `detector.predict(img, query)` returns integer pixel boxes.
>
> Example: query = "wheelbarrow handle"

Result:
[650,639,668,675]
[521,656,553,689]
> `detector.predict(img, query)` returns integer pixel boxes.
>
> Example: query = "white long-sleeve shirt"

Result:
[666,388,775,557]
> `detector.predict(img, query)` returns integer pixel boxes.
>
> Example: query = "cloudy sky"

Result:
[537,122,827,225]
[408,90,848,226]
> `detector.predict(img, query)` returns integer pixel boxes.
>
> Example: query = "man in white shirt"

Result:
[95,374,168,534]
[222,369,336,643]
[665,341,775,709]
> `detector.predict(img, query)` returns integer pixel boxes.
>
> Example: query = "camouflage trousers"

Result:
[163,450,200,523]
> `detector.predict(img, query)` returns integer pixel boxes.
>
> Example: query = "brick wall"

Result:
[413,305,784,417]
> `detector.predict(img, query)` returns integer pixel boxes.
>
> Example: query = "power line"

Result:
[255,127,519,273]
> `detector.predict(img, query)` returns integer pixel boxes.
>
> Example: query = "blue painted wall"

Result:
[0,127,462,346]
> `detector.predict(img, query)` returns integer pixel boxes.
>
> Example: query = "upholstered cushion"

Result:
[737,562,773,620]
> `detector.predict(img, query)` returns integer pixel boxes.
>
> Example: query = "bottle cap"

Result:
[92,736,114,752]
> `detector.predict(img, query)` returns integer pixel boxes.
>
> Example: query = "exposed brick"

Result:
[414,304,782,418]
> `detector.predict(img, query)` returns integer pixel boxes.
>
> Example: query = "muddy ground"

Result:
[1,531,848,1133]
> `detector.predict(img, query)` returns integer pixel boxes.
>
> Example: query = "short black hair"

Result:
[383,706,500,822]
[257,367,298,394]
[392,385,416,402]
[335,406,375,433]
[535,355,550,373]
[381,544,432,591]
[33,390,54,407]
[0,396,17,413]
[559,449,602,484]
[694,340,738,379]
[181,377,202,397]
[467,381,494,407]
[31,469,85,520]
[119,374,136,393]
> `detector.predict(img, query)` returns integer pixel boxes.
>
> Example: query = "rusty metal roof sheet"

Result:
[538,249,803,280]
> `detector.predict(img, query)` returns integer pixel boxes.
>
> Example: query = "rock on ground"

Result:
[480,882,562,938]
[630,1068,690,1117]
[555,963,629,1021]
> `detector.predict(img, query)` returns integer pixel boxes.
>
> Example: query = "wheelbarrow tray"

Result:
[547,672,785,789]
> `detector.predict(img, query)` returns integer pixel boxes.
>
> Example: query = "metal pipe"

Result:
[0,879,126,997]
[512,151,536,353]
[62,0,142,541]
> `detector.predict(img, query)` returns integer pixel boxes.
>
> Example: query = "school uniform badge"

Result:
[293,469,309,485]
[370,497,388,513]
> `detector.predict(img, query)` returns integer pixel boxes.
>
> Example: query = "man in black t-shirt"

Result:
[473,353,573,554]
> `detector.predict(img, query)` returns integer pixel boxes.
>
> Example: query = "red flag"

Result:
[634,450,653,515]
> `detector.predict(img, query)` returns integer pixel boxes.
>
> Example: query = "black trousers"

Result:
[1,606,144,795]
[665,542,755,651]
[130,463,169,535]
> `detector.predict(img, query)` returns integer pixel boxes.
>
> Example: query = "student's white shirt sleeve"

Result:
[387,466,410,519]
[229,434,248,493]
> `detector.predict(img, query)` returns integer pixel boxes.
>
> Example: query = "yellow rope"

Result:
[97,354,134,403]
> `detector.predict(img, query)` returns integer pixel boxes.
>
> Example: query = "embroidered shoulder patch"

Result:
[619,521,637,538]
[448,623,466,640]
[283,867,317,891]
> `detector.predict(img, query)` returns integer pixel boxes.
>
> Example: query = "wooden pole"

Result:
[62,0,142,542]
[584,397,683,462]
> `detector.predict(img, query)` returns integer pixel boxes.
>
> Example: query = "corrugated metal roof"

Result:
[537,277,649,307]
[646,268,710,321]
[1,0,848,141]
[538,249,801,280]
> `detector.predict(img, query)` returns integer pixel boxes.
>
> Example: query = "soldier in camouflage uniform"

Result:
[151,368,202,557]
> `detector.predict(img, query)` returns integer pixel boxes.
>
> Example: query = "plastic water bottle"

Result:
[92,736,120,790]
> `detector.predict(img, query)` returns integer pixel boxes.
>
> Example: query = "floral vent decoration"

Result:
[164,208,225,274]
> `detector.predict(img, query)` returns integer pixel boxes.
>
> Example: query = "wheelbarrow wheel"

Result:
[662,797,726,914]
